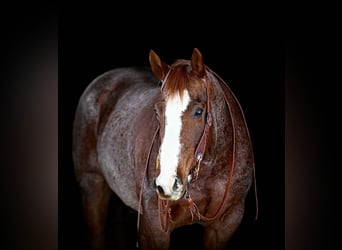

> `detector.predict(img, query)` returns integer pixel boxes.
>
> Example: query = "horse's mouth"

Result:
[155,184,186,201]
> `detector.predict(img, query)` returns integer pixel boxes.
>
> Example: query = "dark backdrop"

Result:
[59,5,284,250]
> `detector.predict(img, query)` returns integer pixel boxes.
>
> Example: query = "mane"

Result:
[162,59,203,99]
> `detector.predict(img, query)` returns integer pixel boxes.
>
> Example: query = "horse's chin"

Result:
[157,188,186,201]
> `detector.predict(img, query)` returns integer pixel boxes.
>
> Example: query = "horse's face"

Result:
[155,79,207,200]
[150,49,208,200]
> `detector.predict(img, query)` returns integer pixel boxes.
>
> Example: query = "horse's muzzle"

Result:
[154,176,185,200]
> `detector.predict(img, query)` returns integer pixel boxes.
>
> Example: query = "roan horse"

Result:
[72,48,256,249]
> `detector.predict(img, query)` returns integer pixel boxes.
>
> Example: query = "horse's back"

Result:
[74,67,157,125]
[72,67,159,210]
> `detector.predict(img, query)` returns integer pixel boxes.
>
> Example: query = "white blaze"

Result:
[156,90,190,194]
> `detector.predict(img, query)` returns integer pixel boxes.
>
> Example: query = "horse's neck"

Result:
[206,77,245,165]
[208,76,254,169]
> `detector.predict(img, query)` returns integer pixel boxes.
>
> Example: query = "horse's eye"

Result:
[193,107,203,119]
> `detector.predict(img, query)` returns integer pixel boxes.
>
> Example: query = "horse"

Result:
[72,48,257,249]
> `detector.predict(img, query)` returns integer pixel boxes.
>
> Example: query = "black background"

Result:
[60,4,284,250]
[0,2,338,250]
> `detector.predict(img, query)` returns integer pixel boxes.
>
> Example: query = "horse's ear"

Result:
[191,48,205,77]
[149,50,170,81]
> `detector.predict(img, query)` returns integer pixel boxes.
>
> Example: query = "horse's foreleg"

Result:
[203,204,245,250]
[78,173,112,250]
[137,208,171,250]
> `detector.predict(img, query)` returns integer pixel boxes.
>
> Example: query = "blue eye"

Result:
[193,107,203,118]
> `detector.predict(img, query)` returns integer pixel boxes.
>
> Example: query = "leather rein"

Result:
[137,67,258,235]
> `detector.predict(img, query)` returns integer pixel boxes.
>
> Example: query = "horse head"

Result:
[149,48,212,201]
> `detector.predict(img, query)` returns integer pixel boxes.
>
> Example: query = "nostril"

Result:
[157,185,164,195]
[172,176,182,191]
[172,180,178,191]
